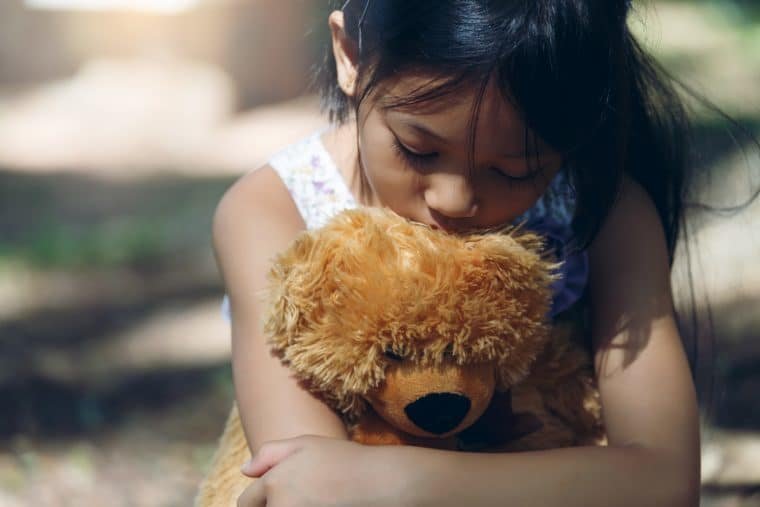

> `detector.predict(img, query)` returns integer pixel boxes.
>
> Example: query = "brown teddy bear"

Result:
[195,207,606,507]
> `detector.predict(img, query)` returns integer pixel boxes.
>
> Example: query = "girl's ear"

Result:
[328,10,359,97]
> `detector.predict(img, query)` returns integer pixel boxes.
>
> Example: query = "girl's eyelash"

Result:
[491,167,542,185]
[391,133,543,184]
[391,135,437,170]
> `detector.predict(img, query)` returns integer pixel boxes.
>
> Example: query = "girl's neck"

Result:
[320,122,379,207]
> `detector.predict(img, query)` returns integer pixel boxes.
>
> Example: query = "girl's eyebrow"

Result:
[391,116,450,145]
[385,110,455,145]
[387,112,551,160]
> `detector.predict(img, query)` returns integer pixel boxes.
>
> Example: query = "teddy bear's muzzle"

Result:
[404,392,472,434]
[367,361,497,438]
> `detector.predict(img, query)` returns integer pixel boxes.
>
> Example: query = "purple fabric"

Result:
[519,216,589,318]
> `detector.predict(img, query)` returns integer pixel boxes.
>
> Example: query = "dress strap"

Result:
[222,130,358,323]
[268,130,357,230]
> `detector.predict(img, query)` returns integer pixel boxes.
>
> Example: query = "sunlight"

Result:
[25,0,202,14]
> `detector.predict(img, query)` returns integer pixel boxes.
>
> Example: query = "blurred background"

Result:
[0,0,757,505]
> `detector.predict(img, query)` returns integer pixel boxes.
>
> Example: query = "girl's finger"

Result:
[237,478,266,507]
[241,438,302,477]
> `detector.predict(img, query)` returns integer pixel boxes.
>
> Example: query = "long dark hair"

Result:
[318,0,692,256]
[315,0,760,415]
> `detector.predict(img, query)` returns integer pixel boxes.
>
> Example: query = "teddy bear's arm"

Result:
[195,405,254,507]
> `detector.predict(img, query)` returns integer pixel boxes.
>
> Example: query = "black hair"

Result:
[315,0,760,415]
[317,0,694,256]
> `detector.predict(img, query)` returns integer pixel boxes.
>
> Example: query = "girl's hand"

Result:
[237,435,408,507]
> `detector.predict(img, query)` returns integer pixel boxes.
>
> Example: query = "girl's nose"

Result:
[423,172,478,219]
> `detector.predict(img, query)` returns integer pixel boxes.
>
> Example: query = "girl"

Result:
[213,1,709,505]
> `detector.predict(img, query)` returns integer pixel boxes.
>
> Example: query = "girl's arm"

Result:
[212,165,349,454]
[381,177,700,507]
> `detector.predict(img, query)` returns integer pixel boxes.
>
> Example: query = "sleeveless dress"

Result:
[221,129,588,322]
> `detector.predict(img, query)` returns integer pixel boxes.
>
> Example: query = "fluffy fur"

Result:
[195,208,605,507]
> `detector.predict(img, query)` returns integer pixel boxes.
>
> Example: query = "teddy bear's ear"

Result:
[262,208,381,349]
[470,230,558,305]
[464,230,559,386]
[258,210,389,420]
[262,230,317,343]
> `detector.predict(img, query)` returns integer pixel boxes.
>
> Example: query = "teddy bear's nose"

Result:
[405,393,471,435]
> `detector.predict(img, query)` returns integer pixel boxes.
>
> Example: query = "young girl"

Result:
[212,1,703,505]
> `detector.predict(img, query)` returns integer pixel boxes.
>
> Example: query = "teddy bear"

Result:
[195,207,606,507]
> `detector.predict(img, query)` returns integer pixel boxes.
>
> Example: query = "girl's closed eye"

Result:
[390,133,438,171]
[391,131,542,186]
[490,166,543,186]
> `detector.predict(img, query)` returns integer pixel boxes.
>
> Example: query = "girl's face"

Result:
[355,76,564,233]
[329,10,562,233]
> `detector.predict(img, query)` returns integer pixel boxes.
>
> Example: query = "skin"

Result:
[213,9,700,507]
[346,76,563,232]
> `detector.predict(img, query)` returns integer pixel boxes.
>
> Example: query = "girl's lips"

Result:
[426,210,461,233]
[428,219,466,234]
[424,219,452,232]
[414,209,479,234]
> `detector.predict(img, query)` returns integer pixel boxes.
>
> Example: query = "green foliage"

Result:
[665,0,760,23]
[0,176,232,271]
[0,218,167,269]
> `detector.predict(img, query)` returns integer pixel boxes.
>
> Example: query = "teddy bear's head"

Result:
[264,208,557,439]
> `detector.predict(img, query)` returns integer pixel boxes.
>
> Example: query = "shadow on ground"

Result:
[0,364,232,444]
[0,169,236,449]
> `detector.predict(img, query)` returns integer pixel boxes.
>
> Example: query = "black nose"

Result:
[405,393,471,435]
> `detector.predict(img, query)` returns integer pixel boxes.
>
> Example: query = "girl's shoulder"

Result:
[261,129,358,230]
[213,162,306,253]
[213,161,306,323]
[588,175,666,264]
[214,130,357,322]
[216,128,356,235]
[586,175,672,337]
[213,134,340,273]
